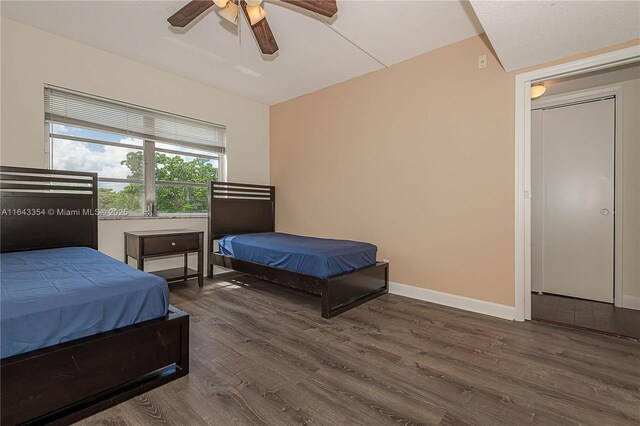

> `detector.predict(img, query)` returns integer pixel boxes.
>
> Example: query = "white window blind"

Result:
[44,86,226,154]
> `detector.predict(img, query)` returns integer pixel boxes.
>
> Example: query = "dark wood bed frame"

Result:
[207,181,389,319]
[0,166,189,426]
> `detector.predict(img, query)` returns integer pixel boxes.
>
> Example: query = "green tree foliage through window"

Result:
[97,151,218,214]
[98,185,144,212]
[155,152,218,213]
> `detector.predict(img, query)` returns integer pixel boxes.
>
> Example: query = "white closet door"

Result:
[539,98,615,302]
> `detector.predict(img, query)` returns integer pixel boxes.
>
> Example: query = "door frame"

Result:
[514,45,640,321]
[531,86,623,305]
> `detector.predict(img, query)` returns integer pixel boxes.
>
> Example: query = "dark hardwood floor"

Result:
[532,293,640,340]
[79,273,640,425]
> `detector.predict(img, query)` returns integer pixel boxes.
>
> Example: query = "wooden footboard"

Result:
[0,306,189,426]
[322,262,389,318]
[212,252,389,318]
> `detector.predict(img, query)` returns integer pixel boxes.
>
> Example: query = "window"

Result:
[45,87,225,216]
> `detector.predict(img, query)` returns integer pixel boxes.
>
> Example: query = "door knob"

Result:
[600,209,610,216]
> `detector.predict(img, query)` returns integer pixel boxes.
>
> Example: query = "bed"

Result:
[0,166,189,426]
[208,182,389,318]
[1,247,169,359]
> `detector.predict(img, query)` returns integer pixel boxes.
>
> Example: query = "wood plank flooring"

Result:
[79,272,640,425]
[532,293,640,339]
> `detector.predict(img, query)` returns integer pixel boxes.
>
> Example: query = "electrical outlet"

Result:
[478,54,487,69]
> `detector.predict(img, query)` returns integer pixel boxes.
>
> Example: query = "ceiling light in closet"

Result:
[531,84,547,99]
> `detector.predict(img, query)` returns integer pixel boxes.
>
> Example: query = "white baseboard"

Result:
[389,282,516,321]
[622,295,640,311]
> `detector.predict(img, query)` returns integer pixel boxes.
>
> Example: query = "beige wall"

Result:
[270,35,639,308]
[0,18,270,265]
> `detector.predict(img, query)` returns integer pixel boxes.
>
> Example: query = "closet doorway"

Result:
[528,63,640,339]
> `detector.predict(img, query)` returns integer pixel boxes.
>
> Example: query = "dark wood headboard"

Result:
[0,166,98,253]
[208,181,275,244]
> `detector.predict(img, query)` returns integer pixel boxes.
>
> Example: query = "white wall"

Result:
[0,18,269,268]
[621,78,640,307]
[532,72,640,306]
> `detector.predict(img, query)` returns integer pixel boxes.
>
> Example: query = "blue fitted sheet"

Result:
[0,247,169,359]
[218,232,377,278]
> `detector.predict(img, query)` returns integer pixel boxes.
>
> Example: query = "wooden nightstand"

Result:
[124,229,204,287]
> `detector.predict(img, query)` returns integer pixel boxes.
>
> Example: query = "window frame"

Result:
[45,122,224,218]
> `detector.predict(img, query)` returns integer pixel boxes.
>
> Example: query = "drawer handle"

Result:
[171,242,176,246]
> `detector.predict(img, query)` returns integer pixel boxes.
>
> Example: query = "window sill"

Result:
[98,215,208,221]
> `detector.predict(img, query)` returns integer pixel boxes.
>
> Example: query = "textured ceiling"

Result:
[4,1,637,104]
[0,1,483,105]
[470,0,640,72]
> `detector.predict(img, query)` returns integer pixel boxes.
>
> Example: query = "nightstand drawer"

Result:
[143,234,199,256]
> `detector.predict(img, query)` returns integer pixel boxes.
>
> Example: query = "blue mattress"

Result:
[218,232,377,278]
[0,247,169,359]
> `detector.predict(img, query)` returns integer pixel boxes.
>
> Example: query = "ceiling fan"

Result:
[168,0,338,55]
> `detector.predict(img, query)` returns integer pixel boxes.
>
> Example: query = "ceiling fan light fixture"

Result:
[218,1,239,24]
[168,0,339,55]
[531,83,546,99]
[246,4,267,25]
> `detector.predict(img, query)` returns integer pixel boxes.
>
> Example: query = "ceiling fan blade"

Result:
[240,2,279,55]
[279,0,337,18]
[168,0,215,27]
